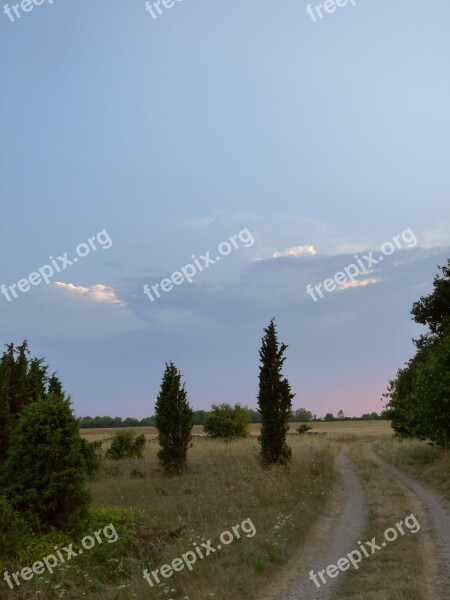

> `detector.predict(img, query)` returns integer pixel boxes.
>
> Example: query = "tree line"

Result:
[78,409,383,428]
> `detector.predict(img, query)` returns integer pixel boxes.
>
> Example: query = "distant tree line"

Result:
[79,409,383,428]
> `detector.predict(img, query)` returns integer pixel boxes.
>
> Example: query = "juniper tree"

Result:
[155,362,193,475]
[257,319,295,467]
[1,394,90,533]
[0,341,66,461]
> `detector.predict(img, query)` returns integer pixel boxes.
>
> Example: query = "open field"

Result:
[1,436,337,600]
[81,419,393,442]
[3,421,449,600]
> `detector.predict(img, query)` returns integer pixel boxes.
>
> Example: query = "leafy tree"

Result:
[337,410,345,420]
[192,410,208,425]
[289,408,313,422]
[411,259,450,346]
[204,403,250,440]
[0,394,90,533]
[257,319,294,467]
[324,412,335,421]
[384,260,450,448]
[155,362,193,475]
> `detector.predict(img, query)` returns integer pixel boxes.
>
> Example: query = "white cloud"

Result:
[53,282,124,306]
[336,277,381,291]
[272,245,317,258]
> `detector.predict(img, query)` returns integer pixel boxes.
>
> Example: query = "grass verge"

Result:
[374,437,450,502]
[1,436,336,600]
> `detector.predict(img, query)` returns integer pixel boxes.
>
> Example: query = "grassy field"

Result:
[2,434,337,600]
[7,421,448,600]
[80,420,393,442]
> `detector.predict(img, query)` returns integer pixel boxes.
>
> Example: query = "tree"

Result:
[0,341,66,461]
[155,362,193,475]
[324,412,335,421]
[204,403,250,440]
[411,259,450,346]
[337,410,345,420]
[289,408,313,422]
[384,260,450,448]
[257,319,294,467]
[1,394,90,533]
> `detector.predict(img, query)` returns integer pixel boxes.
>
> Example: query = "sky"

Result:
[1,0,449,418]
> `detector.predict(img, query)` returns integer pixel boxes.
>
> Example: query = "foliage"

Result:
[105,430,146,460]
[80,439,103,475]
[384,260,450,448]
[0,394,91,533]
[204,403,250,439]
[0,340,66,461]
[288,408,313,422]
[155,362,193,475]
[0,495,31,559]
[297,423,312,434]
[257,319,294,467]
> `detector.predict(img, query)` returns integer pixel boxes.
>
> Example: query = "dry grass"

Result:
[334,443,425,600]
[374,438,450,502]
[3,436,337,600]
[80,420,393,442]
[89,436,336,600]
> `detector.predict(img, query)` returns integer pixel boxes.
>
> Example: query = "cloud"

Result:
[53,282,124,306]
[421,226,450,248]
[0,281,145,340]
[336,277,382,291]
[273,245,317,258]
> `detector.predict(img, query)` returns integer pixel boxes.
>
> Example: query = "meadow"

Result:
[4,420,449,600]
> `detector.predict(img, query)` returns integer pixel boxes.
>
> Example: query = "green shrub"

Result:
[0,495,30,558]
[105,431,146,460]
[204,403,250,440]
[80,439,103,475]
[0,394,91,534]
[297,424,312,434]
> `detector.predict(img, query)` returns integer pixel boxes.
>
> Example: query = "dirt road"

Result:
[263,441,450,600]
[260,447,366,600]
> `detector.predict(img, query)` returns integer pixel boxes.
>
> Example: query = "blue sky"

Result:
[1,0,449,418]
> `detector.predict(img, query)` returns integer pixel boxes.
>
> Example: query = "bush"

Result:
[0,495,30,558]
[130,467,145,478]
[105,431,146,460]
[297,424,312,434]
[204,403,250,440]
[0,394,91,534]
[80,439,103,475]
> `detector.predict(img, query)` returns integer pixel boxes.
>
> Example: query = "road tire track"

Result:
[370,446,450,599]
[261,447,366,600]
